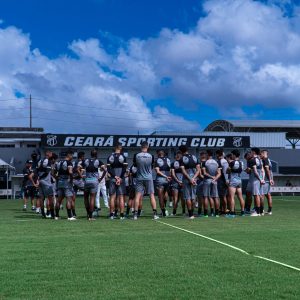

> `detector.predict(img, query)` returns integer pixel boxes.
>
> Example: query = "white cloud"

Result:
[2,0,300,133]
[0,28,199,133]
[69,38,111,64]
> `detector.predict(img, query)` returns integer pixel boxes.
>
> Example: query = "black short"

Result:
[24,186,38,198]
[126,186,130,196]
[128,185,136,199]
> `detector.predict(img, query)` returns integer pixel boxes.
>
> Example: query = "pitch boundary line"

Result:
[156,220,300,272]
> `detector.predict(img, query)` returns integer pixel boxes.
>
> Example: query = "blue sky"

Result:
[0,0,203,56]
[1,0,300,133]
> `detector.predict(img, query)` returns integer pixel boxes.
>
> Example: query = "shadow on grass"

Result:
[14,214,40,219]
[9,208,37,213]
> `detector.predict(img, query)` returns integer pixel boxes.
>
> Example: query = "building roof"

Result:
[0,127,44,132]
[225,120,300,128]
[0,158,15,169]
[204,120,300,139]
[0,127,44,139]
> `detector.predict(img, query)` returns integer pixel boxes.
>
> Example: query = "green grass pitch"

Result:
[0,196,299,299]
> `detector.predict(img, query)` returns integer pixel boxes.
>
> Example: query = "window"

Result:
[0,144,15,148]
[26,144,37,148]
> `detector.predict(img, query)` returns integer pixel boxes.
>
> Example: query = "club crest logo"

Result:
[233,137,242,148]
[157,158,164,167]
[46,135,57,147]
[183,156,189,165]
[118,155,125,163]
[174,161,180,169]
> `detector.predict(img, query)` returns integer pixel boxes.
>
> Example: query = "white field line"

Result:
[156,220,300,272]
[253,255,300,272]
[15,219,39,222]
[155,220,249,255]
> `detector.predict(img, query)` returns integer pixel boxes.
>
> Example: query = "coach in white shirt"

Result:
[96,168,109,209]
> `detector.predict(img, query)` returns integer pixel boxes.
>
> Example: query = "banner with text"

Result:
[41,134,250,149]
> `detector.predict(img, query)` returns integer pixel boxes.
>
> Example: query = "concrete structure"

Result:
[0,122,300,188]
[0,127,42,148]
[0,127,42,174]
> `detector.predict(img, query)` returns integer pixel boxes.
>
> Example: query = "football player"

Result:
[36,150,55,219]
[202,150,221,217]
[170,151,184,216]
[84,149,105,221]
[179,145,200,219]
[154,149,172,217]
[216,149,229,215]
[226,150,245,217]
[132,142,159,220]
[249,148,264,217]
[107,143,128,220]
[55,150,75,220]
[261,150,274,215]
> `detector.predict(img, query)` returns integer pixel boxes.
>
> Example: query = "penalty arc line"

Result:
[156,220,300,272]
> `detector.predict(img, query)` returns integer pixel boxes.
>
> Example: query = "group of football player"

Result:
[21,142,273,220]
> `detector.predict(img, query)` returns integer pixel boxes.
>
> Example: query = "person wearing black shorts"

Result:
[216,149,229,215]
[73,152,85,193]
[22,160,37,211]
[196,152,206,216]
[244,152,253,214]
[126,164,143,217]
[72,151,85,217]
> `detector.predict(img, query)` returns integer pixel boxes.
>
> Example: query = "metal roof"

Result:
[0,127,44,132]
[0,138,41,142]
[0,158,15,169]
[227,120,300,128]
[204,120,300,139]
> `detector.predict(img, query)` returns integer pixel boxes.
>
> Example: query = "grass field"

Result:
[0,196,300,300]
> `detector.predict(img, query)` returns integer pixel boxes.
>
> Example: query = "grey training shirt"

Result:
[133,152,154,181]
[203,158,219,178]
